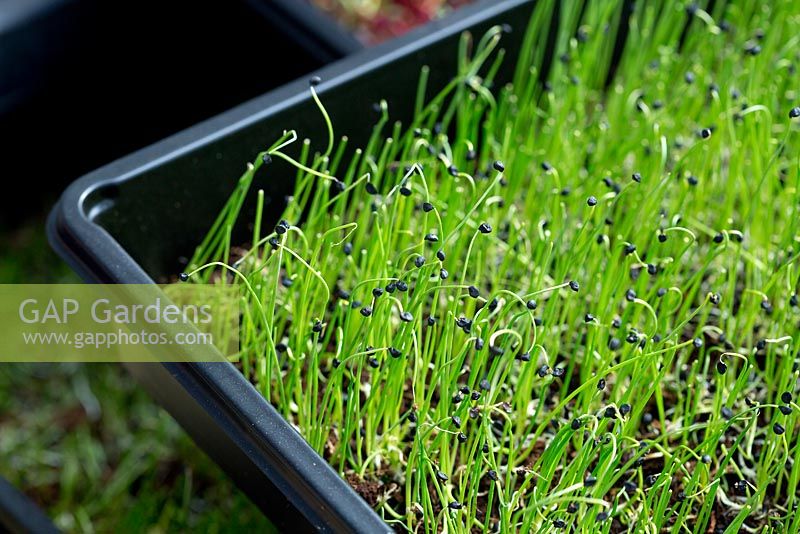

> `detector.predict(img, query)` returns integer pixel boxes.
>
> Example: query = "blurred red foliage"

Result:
[311,0,474,44]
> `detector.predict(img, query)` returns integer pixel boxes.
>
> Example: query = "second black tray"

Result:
[1,0,360,227]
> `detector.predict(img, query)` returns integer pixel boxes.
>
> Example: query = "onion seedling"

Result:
[184,0,800,531]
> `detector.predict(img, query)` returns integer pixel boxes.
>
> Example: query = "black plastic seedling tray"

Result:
[0,476,58,534]
[48,0,555,530]
[0,0,360,227]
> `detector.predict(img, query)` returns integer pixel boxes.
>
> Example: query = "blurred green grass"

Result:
[0,220,78,284]
[0,218,273,533]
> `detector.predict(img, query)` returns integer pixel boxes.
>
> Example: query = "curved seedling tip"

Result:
[275,243,330,304]
[762,336,793,345]
[691,8,720,33]
[467,79,497,106]
[522,281,572,299]
[662,226,697,242]
[268,150,339,183]
[743,288,769,302]
[318,222,358,248]
[184,261,275,345]
[386,164,425,199]
[267,130,298,154]
[727,229,744,242]
[738,104,770,118]
[488,329,523,352]
[632,298,659,336]
[446,171,503,241]
[309,82,334,159]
